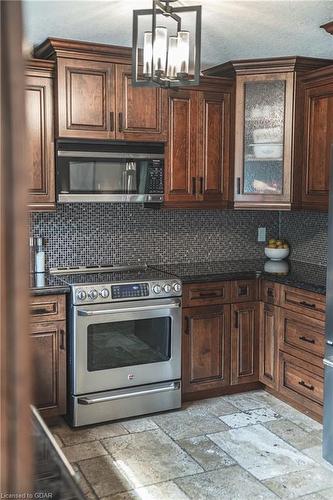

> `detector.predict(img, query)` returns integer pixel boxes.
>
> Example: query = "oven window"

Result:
[87,317,171,371]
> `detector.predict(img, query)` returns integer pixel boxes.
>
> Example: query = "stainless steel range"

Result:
[52,265,182,427]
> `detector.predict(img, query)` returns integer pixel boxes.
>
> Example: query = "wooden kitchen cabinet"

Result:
[25,59,56,210]
[30,321,67,418]
[182,305,231,393]
[204,57,332,210]
[231,301,259,385]
[301,65,333,211]
[259,302,279,389]
[56,57,114,139]
[35,39,167,142]
[30,294,67,418]
[165,77,234,208]
[115,64,167,141]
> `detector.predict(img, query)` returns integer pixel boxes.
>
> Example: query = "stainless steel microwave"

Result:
[56,140,164,203]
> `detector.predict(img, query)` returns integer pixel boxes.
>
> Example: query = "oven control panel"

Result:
[111,283,149,300]
[72,280,182,304]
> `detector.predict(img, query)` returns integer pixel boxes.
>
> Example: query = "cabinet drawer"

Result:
[280,286,325,321]
[260,280,281,305]
[279,309,325,366]
[279,352,323,416]
[182,281,231,307]
[30,294,66,322]
[231,279,258,303]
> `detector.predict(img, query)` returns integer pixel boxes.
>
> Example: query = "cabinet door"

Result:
[197,92,231,205]
[25,72,55,210]
[182,305,230,393]
[165,90,198,203]
[115,64,167,141]
[302,80,333,210]
[231,302,259,385]
[56,58,115,139]
[259,303,279,389]
[30,321,66,417]
[234,73,294,209]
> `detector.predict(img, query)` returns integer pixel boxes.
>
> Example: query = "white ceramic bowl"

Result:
[264,247,290,261]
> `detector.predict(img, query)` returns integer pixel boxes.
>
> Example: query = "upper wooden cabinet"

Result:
[165,77,234,208]
[301,65,333,211]
[57,57,114,139]
[25,60,56,210]
[204,57,332,210]
[35,39,167,142]
[115,65,167,141]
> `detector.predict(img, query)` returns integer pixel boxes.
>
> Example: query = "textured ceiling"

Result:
[23,0,333,68]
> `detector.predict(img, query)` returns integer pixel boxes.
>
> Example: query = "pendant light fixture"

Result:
[132,0,202,87]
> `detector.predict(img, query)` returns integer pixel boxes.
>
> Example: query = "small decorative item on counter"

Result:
[35,237,46,273]
[29,236,35,274]
[265,237,290,261]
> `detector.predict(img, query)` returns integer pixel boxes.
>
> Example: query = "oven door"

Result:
[71,298,181,395]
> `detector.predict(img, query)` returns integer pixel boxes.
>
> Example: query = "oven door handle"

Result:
[78,382,180,405]
[77,302,180,316]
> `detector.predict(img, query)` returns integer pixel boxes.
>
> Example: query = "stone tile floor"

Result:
[51,390,333,499]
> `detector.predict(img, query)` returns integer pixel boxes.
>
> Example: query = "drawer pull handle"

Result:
[60,329,65,350]
[184,317,190,336]
[234,311,239,329]
[299,335,315,344]
[299,301,316,309]
[31,307,51,315]
[298,380,314,391]
[198,292,220,298]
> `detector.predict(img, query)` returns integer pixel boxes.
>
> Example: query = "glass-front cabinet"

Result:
[204,57,332,210]
[234,72,294,209]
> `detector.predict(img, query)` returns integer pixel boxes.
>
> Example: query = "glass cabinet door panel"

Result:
[243,80,286,195]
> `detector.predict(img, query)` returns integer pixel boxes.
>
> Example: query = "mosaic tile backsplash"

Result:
[30,205,328,268]
[280,211,328,266]
[30,204,279,269]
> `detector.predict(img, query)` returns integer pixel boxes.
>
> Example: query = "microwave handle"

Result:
[77,301,180,316]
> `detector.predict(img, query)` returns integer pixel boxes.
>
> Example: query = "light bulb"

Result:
[143,31,152,77]
[177,30,190,77]
[167,36,178,79]
[153,26,167,76]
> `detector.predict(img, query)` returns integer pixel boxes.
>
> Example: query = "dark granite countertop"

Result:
[150,259,327,295]
[30,273,70,296]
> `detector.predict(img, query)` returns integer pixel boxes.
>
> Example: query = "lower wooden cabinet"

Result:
[182,305,230,393]
[259,303,279,389]
[181,279,324,421]
[231,302,260,385]
[31,321,67,418]
[30,294,67,418]
[279,351,323,418]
